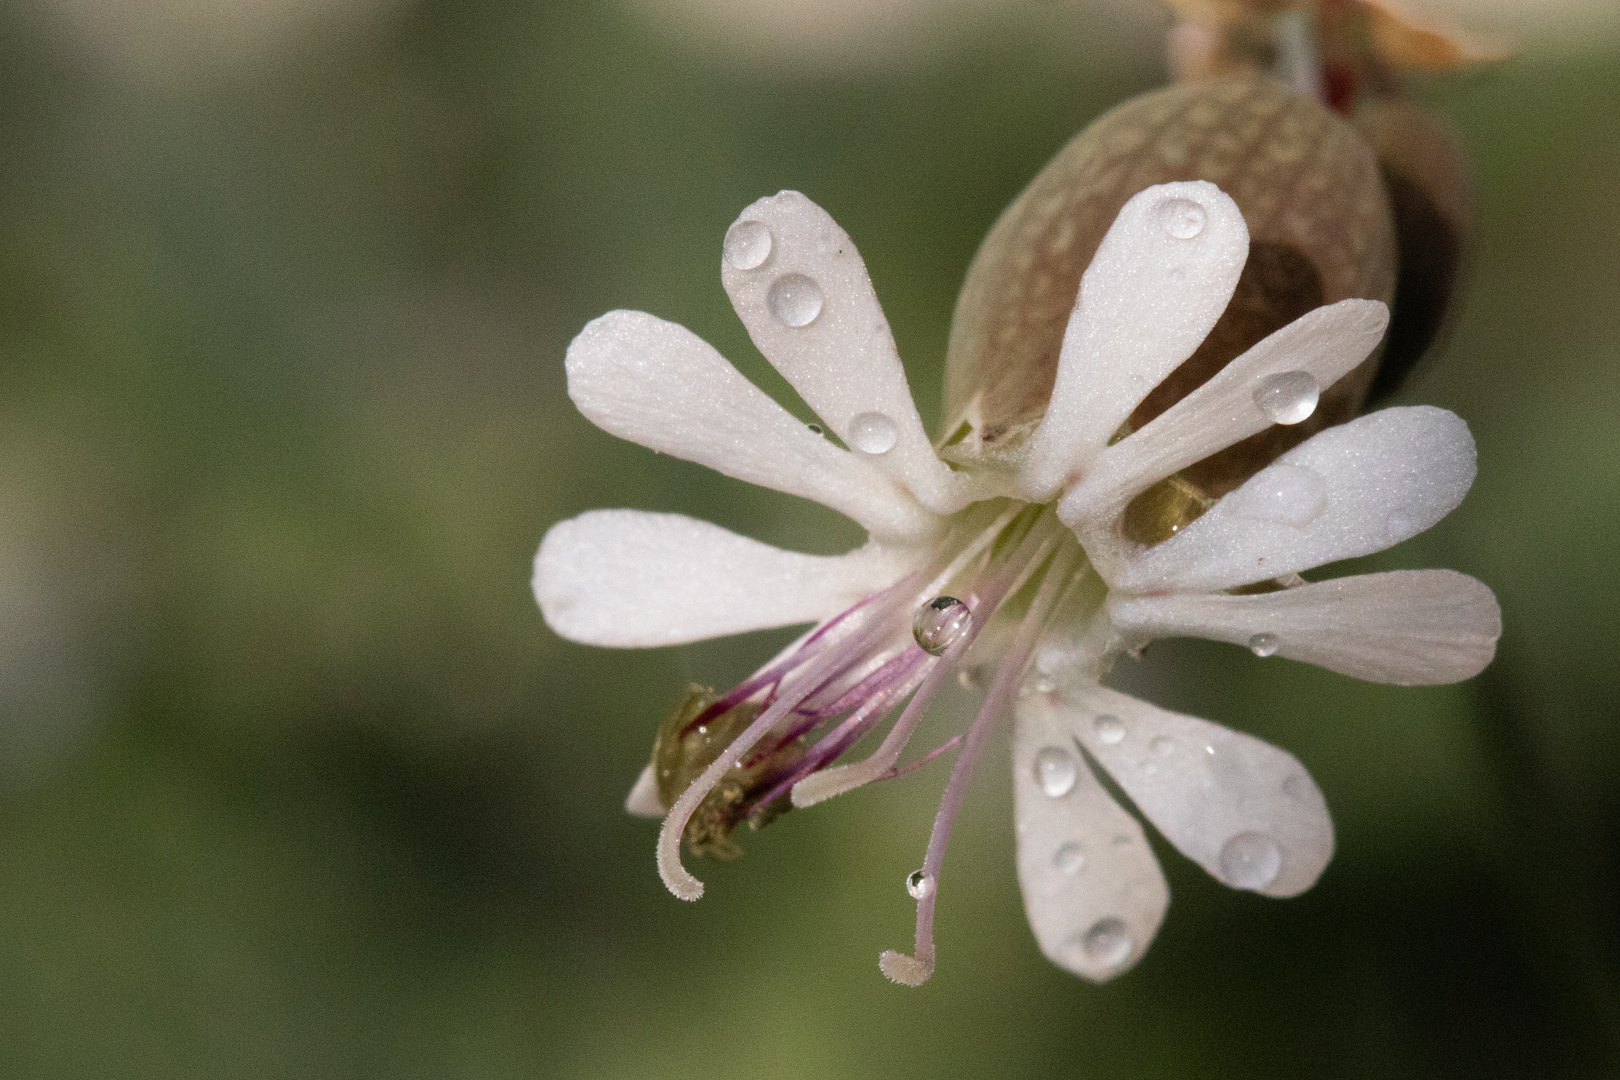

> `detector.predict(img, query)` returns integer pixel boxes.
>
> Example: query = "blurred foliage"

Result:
[0,1,1617,1077]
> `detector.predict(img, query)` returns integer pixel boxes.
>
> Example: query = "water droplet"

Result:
[1248,632,1280,658]
[1219,831,1282,889]
[1253,370,1320,425]
[1093,714,1125,745]
[1234,464,1327,526]
[1384,510,1415,543]
[913,596,972,656]
[1079,917,1133,967]
[723,220,772,270]
[906,869,934,899]
[767,273,823,327]
[1155,197,1207,239]
[1149,736,1175,756]
[1033,746,1077,798]
[848,411,898,454]
[1054,843,1086,875]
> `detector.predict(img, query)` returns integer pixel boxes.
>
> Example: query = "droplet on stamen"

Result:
[906,869,934,899]
[1033,746,1078,798]
[723,220,772,270]
[848,411,898,454]
[1154,196,1207,239]
[767,273,823,327]
[1094,714,1125,745]
[1249,632,1280,657]
[913,596,972,656]
[1253,370,1321,425]
[1218,831,1282,889]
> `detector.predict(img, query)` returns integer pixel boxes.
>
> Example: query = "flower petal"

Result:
[1107,569,1501,685]
[625,764,664,818]
[1014,691,1168,982]
[719,192,976,514]
[1059,299,1390,544]
[1065,686,1334,898]
[566,309,937,540]
[1018,181,1250,500]
[1113,406,1476,592]
[534,509,911,647]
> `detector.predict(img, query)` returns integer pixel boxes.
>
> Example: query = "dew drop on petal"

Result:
[1249,632,1280,657]
[1155,197,1207,239]
[1253,370,1321,425]
[767,273,823,327]
[906,869,934,899]
[1033,746,1077,798]
[1054,842,1086,875]
[913,596,972,656]
[1234,464,1328,526]
[1149,736,1175,756]
[1093,714,1125,745]
[848,411,898,454]
[1219,831,1282,889]
[723,220,772,270]
[1079,917,1133,967]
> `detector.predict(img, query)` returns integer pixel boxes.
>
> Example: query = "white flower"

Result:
[532,180,1501,986]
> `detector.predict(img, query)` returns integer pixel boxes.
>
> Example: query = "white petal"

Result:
[534,509,911,647]
[719,192,975,514]
[1107,569,1501,685]
[566,309,936,540]
[1059,299,1390,540]
[1019,181,1250,500]
[1114,406,1476,592]
[625,764,664,818]
[1068,686,1334,898]
[1014,692,1168,982]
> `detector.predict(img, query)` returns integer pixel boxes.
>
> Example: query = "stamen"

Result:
[881,542,1081,985]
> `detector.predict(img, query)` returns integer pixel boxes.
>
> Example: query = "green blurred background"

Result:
[1,0,1617,1076]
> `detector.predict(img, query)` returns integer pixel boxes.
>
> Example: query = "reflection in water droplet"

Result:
[1253,370,1320,425]
[1219,831,1282,889]
[906,869,933,899]
[723,220,772,270]
[1094,714,1125,745]
[1034,746,1077,798]
[1155,197,1207,239]
[1235,464,1328,526]
[1249,633,1280,657]
[913,596,972,656]
[767,273,823,327]
[1079,917,1133,967]
[1149,736,1175,756]
[1054,843,1086,875]
[848,411,898,454]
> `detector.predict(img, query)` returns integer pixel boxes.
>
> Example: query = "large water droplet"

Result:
[848,411,898,454]
[1054,843,1086,875]
[913,596,972,656]
[1248,632,1280,658]
[1155,197,1207,239]
[1253,370,1320,425]
[1079,917,1133,967]
[906,869,934,899]
[1093,714,1125,745]
[1219,831,1282,889]
[1033,746,1077,798]
[767,273,823,327]
[1234,464,1328,526]
[723,220,772,270]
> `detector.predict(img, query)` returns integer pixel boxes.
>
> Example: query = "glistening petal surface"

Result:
[1067,686,1334,897]
[1019,181,1249,499]
[534,509,909,647]
[1014,692,1168,982]
[566,309,935,540]
[1108,569,1502,685]
[720,192,973,514]
[1114,406,1477,592]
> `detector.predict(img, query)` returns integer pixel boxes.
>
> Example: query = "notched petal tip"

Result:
[878,950,933,987]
